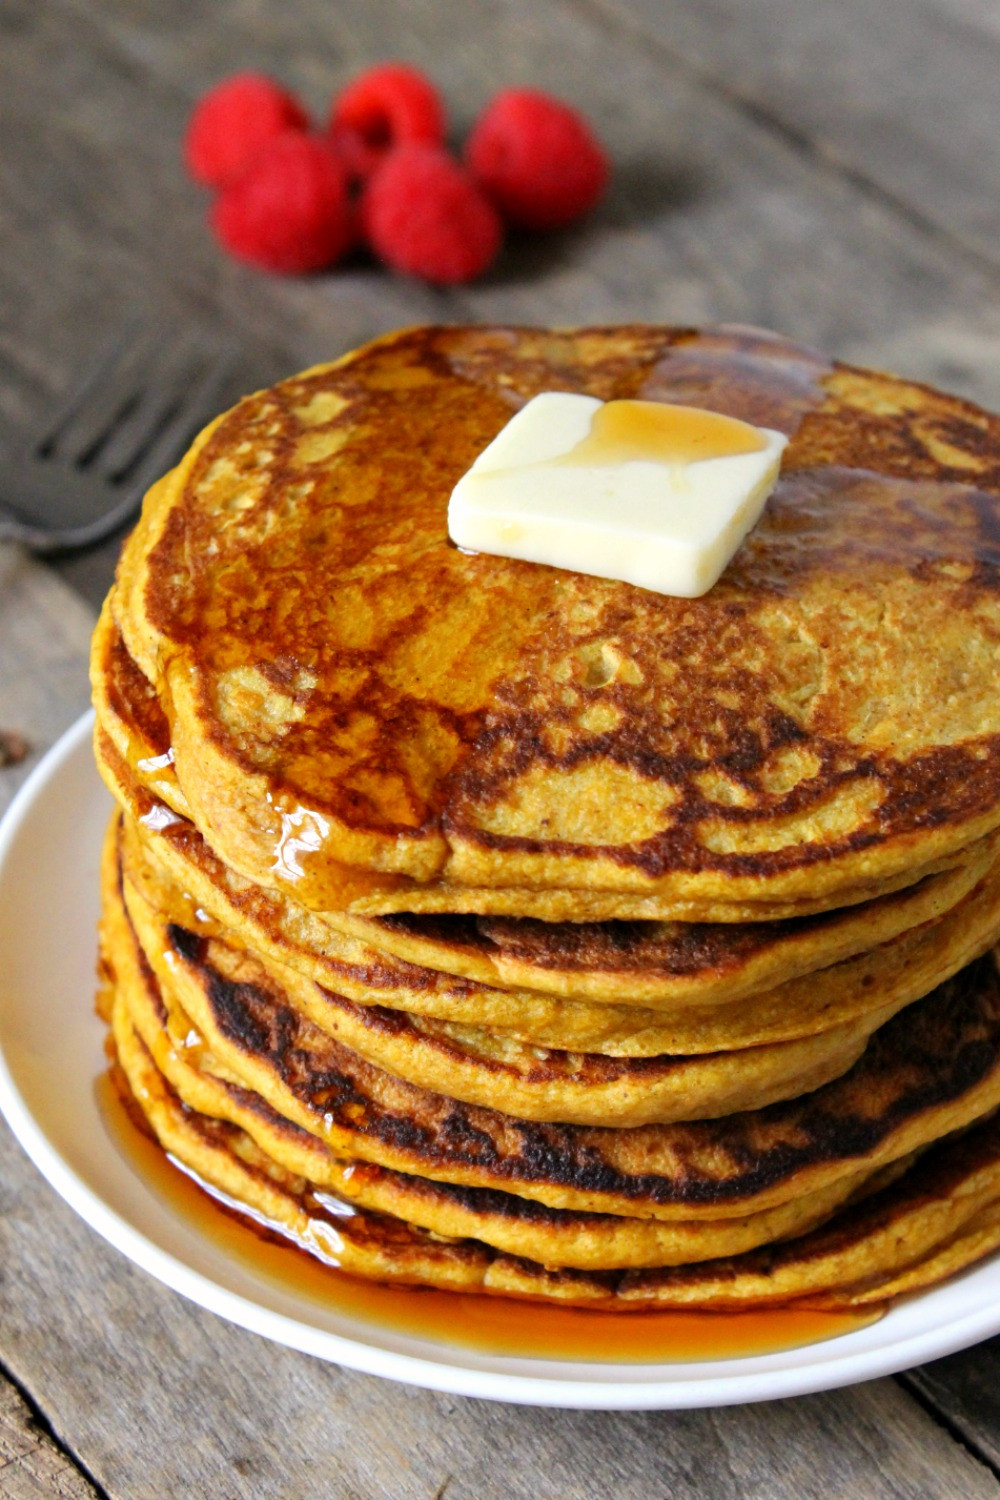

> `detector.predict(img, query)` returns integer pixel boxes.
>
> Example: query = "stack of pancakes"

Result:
[91,324,1000,1313]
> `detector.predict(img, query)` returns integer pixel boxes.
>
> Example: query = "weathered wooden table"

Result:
[5,2,1000,1494]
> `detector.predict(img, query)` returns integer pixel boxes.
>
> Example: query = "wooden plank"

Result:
[0,1375,101,1500]
[904,1352,1000,1474]
[0,549,94,817]
[586,0,1000,275]
[0,0,998,416]
[2,1122,999,1500]
[12,0,1000,617]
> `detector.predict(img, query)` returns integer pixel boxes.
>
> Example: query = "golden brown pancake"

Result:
[95,633,1000,1071]
[94,602,982,927]
[107,325,1000,920]
[94,603,1000,1015]
[119,819,902,1126]
[117,799,1000,1071]
[91,320,1000,1323]
[105,856,875,1269]
[111,994,1000,1311]
[104,824,1000,1227]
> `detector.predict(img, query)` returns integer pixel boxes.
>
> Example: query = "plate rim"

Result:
[5,710,1000,1408]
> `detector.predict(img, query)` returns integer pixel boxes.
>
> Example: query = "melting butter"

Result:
[447,393,787,597]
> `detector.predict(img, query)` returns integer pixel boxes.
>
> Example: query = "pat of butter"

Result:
[447,393,787,597]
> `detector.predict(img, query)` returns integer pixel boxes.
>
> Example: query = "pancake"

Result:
[339,848,1000,1003]
[108,324,1000,921]
[120,819,903,1126]
[105,860,875,1270]
[117,799,1000,1068]
[107,825,1000,1226]
[111,994,1000,1311]
[94,600,1000,1013]
[93,605,992,931]
[96,665,1000,1066]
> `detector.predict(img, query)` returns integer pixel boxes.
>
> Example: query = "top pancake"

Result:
[90,610,1000,1017]
[112,323,1000,920]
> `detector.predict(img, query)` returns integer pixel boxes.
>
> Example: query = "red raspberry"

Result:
[328,124,383,185]
[465,88,609,231]
[184,72,310,188]
[211,132,353,274]
[362,145,502,284]
[329,63,445,168]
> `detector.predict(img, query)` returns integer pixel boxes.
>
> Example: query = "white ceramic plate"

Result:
[4,711,1000,1409]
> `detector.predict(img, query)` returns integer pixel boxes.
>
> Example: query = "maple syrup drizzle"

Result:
[557,400,767,469]
[97,1073,880,1363]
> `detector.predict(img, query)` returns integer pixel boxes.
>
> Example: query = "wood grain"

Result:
[7,0,1000,615]
[7,0,1000,1492]
[0,551,94,815]
[0,1377,100,1500]
[4,0,1000,409]
[587,0,1000,274]
[2,1139,1000,1500]
[904,1353,1000,1475]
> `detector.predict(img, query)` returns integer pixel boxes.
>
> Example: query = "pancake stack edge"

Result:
[91,323,1000,1313]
